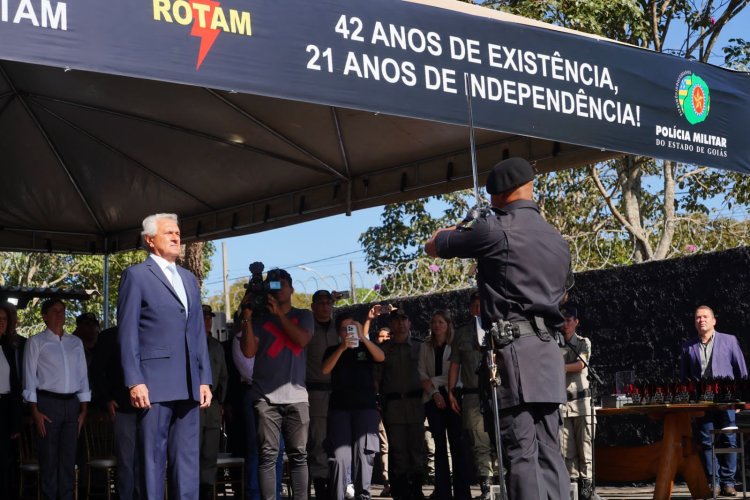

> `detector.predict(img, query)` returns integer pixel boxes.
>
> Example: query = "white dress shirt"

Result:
[232,333,255,384]
[22,329,91,403]
[149,253,189,315]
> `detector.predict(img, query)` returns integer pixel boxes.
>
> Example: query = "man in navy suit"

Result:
[680,305,747,497]
[118,213,213,500]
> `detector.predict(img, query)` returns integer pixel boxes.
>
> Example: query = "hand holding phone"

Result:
[345,324,359,348]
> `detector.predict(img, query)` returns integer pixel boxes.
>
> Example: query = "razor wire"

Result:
[292,208,750,302]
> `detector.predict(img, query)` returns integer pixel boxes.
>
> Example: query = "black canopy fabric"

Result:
[0,0,747,254]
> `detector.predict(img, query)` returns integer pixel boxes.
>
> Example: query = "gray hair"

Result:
[141,213,179,245]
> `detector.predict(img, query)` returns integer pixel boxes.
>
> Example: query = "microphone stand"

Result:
[560,333,603,500]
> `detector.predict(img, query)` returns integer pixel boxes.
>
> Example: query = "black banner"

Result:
[1,0,748,173]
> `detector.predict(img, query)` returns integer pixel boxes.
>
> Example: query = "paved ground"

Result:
[226,481,741,499]
[363,482,723,499]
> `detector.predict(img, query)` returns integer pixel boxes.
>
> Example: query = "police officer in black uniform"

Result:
[425,157,570,500]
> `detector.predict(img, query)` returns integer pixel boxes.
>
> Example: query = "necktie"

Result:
[168,264,189,315]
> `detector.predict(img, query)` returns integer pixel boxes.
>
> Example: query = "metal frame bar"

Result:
[0,63,105,233]
[206,89,348,181]
[32,94,337,179]
[331,107,353,215]
[35,100,215,211]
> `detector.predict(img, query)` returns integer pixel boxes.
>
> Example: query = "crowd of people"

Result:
[0,157,748,500]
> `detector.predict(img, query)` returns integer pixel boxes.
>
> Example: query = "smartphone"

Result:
[346,324,359,348]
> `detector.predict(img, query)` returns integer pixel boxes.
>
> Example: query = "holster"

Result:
[487,317,552,349]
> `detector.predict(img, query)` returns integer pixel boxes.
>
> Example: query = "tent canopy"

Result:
[0,0,748,254]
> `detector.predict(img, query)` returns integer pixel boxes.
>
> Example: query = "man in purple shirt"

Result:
[680,305,747,497]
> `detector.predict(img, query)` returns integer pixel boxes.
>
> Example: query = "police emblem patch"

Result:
[675,71,710,125]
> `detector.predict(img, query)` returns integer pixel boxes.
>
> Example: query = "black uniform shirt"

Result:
[434,200,570,407]
[434,200,570,329]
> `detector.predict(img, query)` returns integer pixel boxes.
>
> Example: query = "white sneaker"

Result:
[346,483,355,499]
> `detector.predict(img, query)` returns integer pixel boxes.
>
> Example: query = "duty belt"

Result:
[384,389,422,401]
[489,318,545,348]
[567,388,591,401]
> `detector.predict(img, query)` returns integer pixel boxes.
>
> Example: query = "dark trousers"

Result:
[37,393,80,500]
[327,408,379,500]
[243,387,284,500]
[138,400,199,500]
[499,403,570,500]
[0,396,11,499]
[254,399,309,500]
[199,421,221,486]
[697,409,737,487]
[425,401,471,500]
[114,410,141,500]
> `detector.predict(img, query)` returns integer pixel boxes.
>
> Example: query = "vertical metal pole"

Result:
[222,242,230,322]
[349,260,356,303]
[464,72,482,207]
[103,253,110,329]
[486,344,508,500]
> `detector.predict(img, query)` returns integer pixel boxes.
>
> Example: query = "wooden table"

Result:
[596,403,743,500]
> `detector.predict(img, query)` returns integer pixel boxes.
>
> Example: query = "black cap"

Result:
[560,303,578,319]
[312,290,332,302]
[485,157,535,195]
[389,308,408,320]
[202,304,215,317]
[76,312,98,325]
[266,268,292,285]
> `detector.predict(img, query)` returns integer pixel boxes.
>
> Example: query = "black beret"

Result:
[76,312,98,325]
[560,303,578,319]
[485,157,535,194]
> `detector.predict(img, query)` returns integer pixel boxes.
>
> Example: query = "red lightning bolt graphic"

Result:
[190,0,221,70]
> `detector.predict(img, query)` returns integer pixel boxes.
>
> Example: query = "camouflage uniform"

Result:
[559,333,595,493]
[376,337,425,499]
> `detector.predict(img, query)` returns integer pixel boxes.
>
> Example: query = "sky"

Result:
[203,5,750,301]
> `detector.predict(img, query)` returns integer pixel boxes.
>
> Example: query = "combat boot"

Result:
[409,474,425,500]
[579,477,593,500]
[199,483,213,500]
[475,476,491,500]
[313,477,329,499]
[391,476,409,500]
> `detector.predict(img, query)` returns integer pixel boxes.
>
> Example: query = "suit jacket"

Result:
[680,331,748,381]
[1,343,22,435]
[117,258,212,404]
[417,337,457,403]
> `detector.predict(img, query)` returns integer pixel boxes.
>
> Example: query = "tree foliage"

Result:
[358,191,472,270]
[471,0,750,264]
[1,241,215,334]
[359,1,750,287]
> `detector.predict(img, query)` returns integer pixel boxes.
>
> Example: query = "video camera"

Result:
[243,262,282,316]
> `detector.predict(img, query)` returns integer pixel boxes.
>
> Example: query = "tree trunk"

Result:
[180,241,205,288]
[653,161,677,259]
[617,155,653,262]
